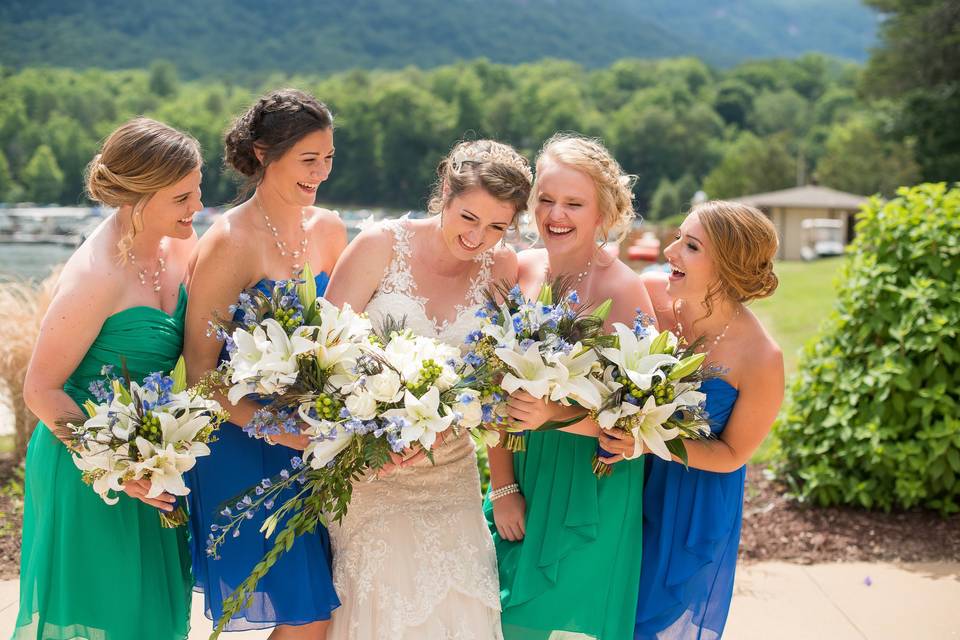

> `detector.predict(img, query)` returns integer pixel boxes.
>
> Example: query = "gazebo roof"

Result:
[733,185,868,210]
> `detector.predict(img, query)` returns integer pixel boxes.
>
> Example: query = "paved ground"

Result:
[0,561,957,639]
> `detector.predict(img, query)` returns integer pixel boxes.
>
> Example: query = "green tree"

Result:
[148,60,179,98]
[372,83,453,206]
[713,79,755,129]
[751,89,811,136]
[22,145,64,203]
[702,132,795,199]
[610,100,723,209]
[863,0,960,180]
[814,116,921,196]
[0,149,13,201]
[674,173,699,210]
[649,178,680,220]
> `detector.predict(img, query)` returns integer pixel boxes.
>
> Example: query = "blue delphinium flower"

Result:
[88,379,114,403]
[464,352,484,368]
[481,404,494,422]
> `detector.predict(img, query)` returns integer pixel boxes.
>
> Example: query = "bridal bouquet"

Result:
[67,357,226,527]
[466,281,611,451]
[209,263,371,446]
[591,312,714,476]
[207,321,484,552]
[206,294,489,632]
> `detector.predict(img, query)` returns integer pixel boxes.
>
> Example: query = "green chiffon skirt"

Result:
[483,431,645,640]
[13,290,193,639]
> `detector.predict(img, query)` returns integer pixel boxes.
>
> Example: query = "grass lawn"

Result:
[749,256,846,462]
[751,256,846,376]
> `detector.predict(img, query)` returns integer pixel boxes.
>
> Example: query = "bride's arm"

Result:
[324,226,394,311]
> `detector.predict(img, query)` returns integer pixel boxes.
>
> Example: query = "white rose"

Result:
[366,370,403,403]
[453,390,483,429]
[436,362,460,391]
[345,390,378,420]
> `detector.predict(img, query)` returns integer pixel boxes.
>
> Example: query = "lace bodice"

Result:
[366,217,493,347]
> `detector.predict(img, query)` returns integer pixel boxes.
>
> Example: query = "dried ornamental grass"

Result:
[0,267,60,458]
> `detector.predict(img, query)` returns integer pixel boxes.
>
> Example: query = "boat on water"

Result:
[0,206,104,246]
[0,205,391,248]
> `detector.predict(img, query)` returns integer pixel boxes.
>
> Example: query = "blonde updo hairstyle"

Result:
[85,117,201,261]
[427,140,533,225]
[689,200,780,321]
[533,133,637,244]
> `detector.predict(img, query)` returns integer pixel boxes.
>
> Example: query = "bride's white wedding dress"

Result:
[327,218,503,640]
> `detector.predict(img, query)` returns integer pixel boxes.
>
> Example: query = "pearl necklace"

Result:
[676,300,741,353]
[546,254,594,289]
[127,247,166,293]
[256,193,308,274]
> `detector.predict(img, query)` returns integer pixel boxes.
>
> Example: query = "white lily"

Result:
[625,395,681,461]
[227,318,315,403]
[384,387,454,450]
[132,439,199,497]
[549,344,602,410]
[298,404,354,469]
[496,341,557,399]
[600,323,679,392]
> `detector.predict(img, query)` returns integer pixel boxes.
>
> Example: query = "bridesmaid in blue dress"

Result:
[183,89,346,637]
[599,200,785,639]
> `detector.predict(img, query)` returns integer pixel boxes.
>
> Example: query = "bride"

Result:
[323,139,532,639]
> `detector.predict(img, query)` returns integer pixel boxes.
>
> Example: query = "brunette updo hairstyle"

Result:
[692,200,780,318]
[427,140,533,225]
[534,133,637,244]
[85,117,201,260]
[224,88,333,198]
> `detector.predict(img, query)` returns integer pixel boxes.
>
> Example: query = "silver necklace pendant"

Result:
[257,193,309,275]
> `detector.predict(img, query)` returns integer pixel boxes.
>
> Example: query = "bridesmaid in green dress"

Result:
[13,118,203,640]
[484,133,655,640]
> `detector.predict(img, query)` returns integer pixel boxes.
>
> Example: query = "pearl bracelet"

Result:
[490,483,520,501]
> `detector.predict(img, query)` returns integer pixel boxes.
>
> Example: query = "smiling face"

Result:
[138,167,203,240]
[439,187,516,260]
[258,128,335,207]
[662,212,719,301]
[533,158,602,254]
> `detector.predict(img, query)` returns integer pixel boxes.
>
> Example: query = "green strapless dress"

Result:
[483,430,645,640]
[13,286,193,640]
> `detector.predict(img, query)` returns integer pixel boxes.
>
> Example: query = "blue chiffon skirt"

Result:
[185,273,339,630]
[635,378,742,640]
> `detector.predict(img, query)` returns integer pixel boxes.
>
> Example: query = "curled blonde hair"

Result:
[427,140,532,224]
[534,133,637,243]
[690,200,780,321]
[85,117,201,260]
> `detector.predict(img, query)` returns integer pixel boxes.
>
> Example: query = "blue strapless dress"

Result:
[635,378,742,640]
[186,273,340,630]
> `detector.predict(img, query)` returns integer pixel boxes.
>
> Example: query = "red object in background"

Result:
[627,232,661,262]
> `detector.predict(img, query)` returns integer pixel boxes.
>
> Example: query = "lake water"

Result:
[0,243,75,280]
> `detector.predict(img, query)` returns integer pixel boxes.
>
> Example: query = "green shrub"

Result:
[773,183,960,513]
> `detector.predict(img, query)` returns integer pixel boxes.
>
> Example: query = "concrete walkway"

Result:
[0,561,957,639]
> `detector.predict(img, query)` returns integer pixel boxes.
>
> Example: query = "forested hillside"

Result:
[0,0,876,77]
